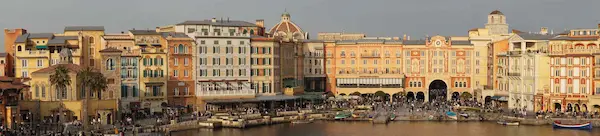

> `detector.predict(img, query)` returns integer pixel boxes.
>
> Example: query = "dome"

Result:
[490,10,503,15]
[269,12,305,39]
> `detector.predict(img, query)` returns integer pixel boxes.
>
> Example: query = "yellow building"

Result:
[129,30,168,114]
[14,33,81,79]
[63,26,105,68]
[325,39,405,96]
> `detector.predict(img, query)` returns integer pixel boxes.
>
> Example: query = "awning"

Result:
[151,44,162,46]
[491,96,508,102]
[204,95,301,104]
[36,45,48,49]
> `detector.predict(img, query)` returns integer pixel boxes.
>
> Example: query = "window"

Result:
[184,87,189,95]
[41,86,46,98]
[174,58,179,66]
[22,71,28,78]
[121,86,128,98]
[106,58,115,70]
[174,88,179,96]
[363,60,367,64]
[35,86,39,97]
[17,46,22,51]
[200,40,206,44]
[184,58,189,66]
[341,60,345,64]
[173,70,178,77]
[214,40,219,45]
[184,70,189,77]
[89,37,94,44]
[37,59,43,67]
[132,86,138,97]
[227,40,232,45]
[240,41,245,45]
[21,59,27,67]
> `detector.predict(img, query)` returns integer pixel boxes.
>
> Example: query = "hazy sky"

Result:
[1,0,599,52]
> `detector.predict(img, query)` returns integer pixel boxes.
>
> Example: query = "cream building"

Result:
[303,40,326,92]
[175,18,261,100]
[499,32,552,112]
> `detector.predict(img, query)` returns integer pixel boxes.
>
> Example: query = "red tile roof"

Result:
[32,64,83,74]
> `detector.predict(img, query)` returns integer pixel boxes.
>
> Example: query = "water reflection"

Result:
[172,121,599,136]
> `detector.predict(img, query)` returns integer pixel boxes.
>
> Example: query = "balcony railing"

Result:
[508,72,521,76]
[195,32,249,37]
[144,92,164,97]
[361,53,381,58]
[550,49,600,55]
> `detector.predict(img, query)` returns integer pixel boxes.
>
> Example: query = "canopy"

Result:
[36,45,48,49]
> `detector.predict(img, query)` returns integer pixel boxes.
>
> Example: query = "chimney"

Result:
[211,18,217,23]
[540,27,548,35]
[256,19,265,28]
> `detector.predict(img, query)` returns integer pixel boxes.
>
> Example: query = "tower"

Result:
[485,10,509,35]
[59,47,73,64]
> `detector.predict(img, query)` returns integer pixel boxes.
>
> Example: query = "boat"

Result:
[389,114,396,121]
[334,112,351,120]
[552,121,592,130]
[497,121,520,126]
[446,111,457,120]
[292,118,314,124]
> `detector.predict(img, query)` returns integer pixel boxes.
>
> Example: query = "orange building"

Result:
[163,32,196,110]
[488,39,510,96]
[4,29,27,55]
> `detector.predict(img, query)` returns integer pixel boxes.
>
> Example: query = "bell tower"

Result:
[485,10,509,35]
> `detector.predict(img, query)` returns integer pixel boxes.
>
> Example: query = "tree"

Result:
[339,93,347,96]
[461,92,473,100]
[77,67,108,132]
[350,92,361,96]
[49,65,71,126]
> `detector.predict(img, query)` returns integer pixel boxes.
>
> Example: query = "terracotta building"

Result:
[162,32,196,110]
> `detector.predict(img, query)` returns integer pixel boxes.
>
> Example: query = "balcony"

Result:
[144,92,164,98]
[16,50,49,58]
[195,32,250,37]
[550,49,600,55]
[507,51,522,56]
[361,53,381,58]
[508,72,521,76]
[141,48,165,54]
[122,49,141,56]
[197,89,255,97]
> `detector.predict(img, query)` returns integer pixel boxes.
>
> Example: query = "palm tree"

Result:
[77,67,108,131]
[77,67,94,131]
[49,65,71,126]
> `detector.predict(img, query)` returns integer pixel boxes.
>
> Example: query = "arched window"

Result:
[106,58,114,70]
[250,30,255,35]
[89,37,94,44]
[17,46,22,51]
[35,85,39,97]
[41,86,46,98]
[491,16,495,24]
[178,44,184,54]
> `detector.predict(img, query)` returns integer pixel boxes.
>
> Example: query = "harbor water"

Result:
[171,121,600,136]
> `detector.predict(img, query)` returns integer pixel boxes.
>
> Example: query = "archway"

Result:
[567,103,573,112]
[428,80,447,101]
[484,96,492,105]
[554,103,562,112]
[582,104,587,112]
[416,92,425,101]
[406,92,415,101]
[451,92,460,101]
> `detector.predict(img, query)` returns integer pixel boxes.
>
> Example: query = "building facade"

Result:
[548,28,599,112]
[303,41,326,92]
[175,18,262,106]
[499,33,552,112]
[101,34,141,114]
[130,30,168,114]
[163,32,196,109]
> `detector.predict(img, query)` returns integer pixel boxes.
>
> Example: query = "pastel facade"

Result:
[498,33,552,112]
[303,41,326,92]
[547,27,599,112]
[175,18,260,102]
[130,30,168,113]
[163,32,196,109]
[14,33,82,79]
[101,34,141,113]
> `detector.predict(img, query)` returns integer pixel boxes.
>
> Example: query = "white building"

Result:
[175,18,262,98]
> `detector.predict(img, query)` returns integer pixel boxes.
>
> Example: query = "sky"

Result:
[1,0,599,52]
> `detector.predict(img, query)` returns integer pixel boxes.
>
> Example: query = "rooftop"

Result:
[64,26,105,31]
[177,19,257,27]
[129,30,160,35]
